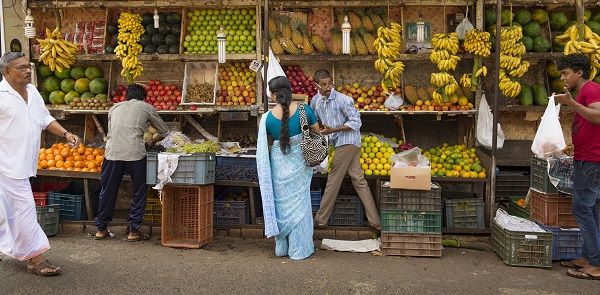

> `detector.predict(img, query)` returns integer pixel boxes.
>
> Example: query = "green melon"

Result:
[60,78,75,92]
[54,68,71,79]
[520,36,533,52]
[74,78,91,94]
[592,12,600,23]
[550,11,568,30]
[95,94,108,102]
[514,9,532,25]
[80,92,95,99]
[523,22,541,38]
[553,40,565,52]
[519,84,533,106]
[43,76,61,93]
[547,62,561,79]
[64,91,79,105]
[84,66,103,80]
[531,8,548,24]
[49,90,66,105]
[587,21,600,36]
[533,36,551,52]
[485,8,496,26]
[37,65,53,78]
[70,66,86,79]
[501,9,513,26]
[40,90,50,104]
[551,78,565,94]
[532,84,549,106]
[89,78,108,95]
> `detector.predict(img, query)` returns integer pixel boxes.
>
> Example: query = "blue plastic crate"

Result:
[147,152,216,185]
[214,199,249,225]
[311,191,321,213]
[48,184,86,221]
[537,222,600,261]
[329,195,364,226]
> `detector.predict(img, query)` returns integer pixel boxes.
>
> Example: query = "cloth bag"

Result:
[298,103,327,167]
[476,94,505,149]
[531,95,566,158]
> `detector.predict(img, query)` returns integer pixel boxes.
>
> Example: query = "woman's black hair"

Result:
[557,54,591,79]
[269,76,293,154]
[126,84,147,101]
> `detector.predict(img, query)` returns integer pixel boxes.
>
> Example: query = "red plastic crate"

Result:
[161,185,214,249]
[33,192,48,207]
[529,189,578,228]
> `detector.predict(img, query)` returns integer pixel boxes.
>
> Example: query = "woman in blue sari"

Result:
[257,76,320,260]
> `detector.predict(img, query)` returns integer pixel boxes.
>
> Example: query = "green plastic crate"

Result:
[490,220,553,268]
[36,205,60,236]
[381,210,442,234]
[508,197,530,219]
[444,198,485,229]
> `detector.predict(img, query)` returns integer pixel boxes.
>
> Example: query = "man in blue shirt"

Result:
[310,69,380,230]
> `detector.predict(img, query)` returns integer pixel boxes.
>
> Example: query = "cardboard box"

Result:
[390,167,432,190]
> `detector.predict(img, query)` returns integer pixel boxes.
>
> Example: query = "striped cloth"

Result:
[310,89,362,148]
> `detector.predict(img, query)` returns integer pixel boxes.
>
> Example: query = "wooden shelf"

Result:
[32,53,258,62]
[313,173,490,183]
[37,169,101,179]
[29,0,258,8]
[359,110,477,116]
[498,105,573,113]
[279,53,475,62]
[46,105,262,116]
[215,180,259,187]
[270,0,476,7]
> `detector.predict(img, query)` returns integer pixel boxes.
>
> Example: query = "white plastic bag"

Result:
[314,155,329,174]
[266,48,286,98]
[383,94,403,110]
[476,94,505,149]
[531,95,566,158]
[391,147,429,168]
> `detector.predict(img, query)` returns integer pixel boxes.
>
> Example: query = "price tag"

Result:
[524,235,538,240]
[249,60,263,72]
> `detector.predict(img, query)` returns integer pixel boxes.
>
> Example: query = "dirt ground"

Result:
[1,230,598,295]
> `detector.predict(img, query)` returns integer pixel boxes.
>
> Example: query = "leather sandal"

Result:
[94,230,113,240]
[27,260,61,276]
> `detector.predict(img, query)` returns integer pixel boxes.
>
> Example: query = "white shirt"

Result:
[0,79,55,179]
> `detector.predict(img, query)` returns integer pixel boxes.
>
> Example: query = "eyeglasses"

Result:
[7,64,32,71]
[316,80,334,89]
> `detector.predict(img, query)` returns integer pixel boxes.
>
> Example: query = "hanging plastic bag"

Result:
[384,93,403,110]
[476,94,505,149]
[531,95,566,158]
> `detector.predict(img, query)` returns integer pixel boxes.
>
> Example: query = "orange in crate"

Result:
[38,144,104,172]
[161,185,214,249]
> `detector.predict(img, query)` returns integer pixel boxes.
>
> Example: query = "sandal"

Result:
[127,229,150,242]
[567,268,600,280]
[560,260,586,268]
[27,260,61,277]
[94,230,113,240]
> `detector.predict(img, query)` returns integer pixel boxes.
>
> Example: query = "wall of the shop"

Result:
[1,0,29,55]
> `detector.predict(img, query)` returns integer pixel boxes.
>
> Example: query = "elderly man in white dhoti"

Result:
[0,52,80,276]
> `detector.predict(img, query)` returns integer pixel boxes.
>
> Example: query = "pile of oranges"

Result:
[38,143,104,173]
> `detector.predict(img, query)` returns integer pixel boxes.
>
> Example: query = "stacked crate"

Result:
[379,183,442,257]
[528,156,598,261]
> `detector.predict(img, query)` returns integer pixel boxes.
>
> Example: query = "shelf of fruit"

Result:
[33,53,259,62]
[28,0,259,8]
[278,53,477,62]
[38,143,104,173]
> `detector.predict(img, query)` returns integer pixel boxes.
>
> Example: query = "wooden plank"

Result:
[83,179,94,221]
[37,169,101,179]
[29,0,258,8]
[92,115,108,142]
[248,187,256,225]
[183,115,219,141]
[84,114,96,143]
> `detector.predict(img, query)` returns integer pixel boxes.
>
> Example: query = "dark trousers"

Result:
[95,158,148,231]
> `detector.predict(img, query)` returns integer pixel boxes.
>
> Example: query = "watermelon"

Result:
[531,8,548,24]
[501,9,513,26]
[166,12,181,25]
[70,66,86,79]
[519,84,533,106]
[592,12,600,23]
[550,11,568,30]
[553,40,565,52]
[532,36,551,52]
[514,9,532,25]
[485,8,496,25]
[520,36,533,52]
[532,84,549,106]
[89,78,108,95]
[587,21,600,36]
[523,22,541,38]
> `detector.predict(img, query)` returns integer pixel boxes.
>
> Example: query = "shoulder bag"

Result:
[298,103,328,167]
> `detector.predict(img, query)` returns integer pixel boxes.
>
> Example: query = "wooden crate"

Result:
[181,62,218,105]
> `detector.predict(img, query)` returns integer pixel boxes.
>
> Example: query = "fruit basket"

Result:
[181,62,218,105]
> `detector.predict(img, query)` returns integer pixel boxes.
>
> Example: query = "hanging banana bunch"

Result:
[498,26,529,98]
[373,23,405,93]
[429,32,460,105]
[114,12,144,83]
[37,27,78,72]
[461,29,491,91]
[555,24,600,79]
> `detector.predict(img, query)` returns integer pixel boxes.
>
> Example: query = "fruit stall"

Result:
[22,0,598,240]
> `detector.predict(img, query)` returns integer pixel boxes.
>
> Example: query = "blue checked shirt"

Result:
[310,89,362,148]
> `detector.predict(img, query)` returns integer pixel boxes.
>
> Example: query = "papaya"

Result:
[519,84,534,106]
[532,84,549,106]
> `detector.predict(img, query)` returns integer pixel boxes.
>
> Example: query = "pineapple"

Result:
[359,29,377,54]
[280,37,299,55]
[330,31,343,55]
[349,36,357,55]
[281,16,292,39]
[291,20,305,47]
[311,34,329,53]
[404,85,419,105]
[270,33,284,55]
[347,11,362,29]
[302,35,314,54]
[369,8,386,28]
[353,34,368,55]
[334,9,346,27]
[358,10,375,32]
[268,17,278,36]
[416,87,430,100]
[427,85,437,98]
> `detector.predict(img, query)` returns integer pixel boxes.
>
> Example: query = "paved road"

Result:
[1,231,596,295]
